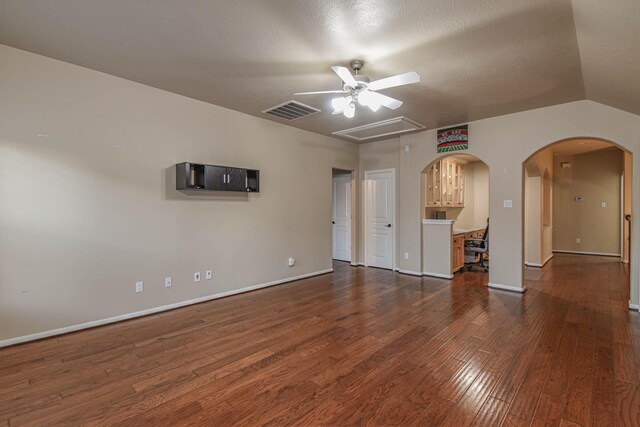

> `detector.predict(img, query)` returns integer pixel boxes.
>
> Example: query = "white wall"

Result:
[0,45,359,343]
[360,100,640,304]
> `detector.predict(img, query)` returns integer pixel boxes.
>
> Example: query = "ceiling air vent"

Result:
[262,101,320,121]
[333,116,426,142]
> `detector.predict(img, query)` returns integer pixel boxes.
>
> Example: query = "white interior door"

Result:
[332,174,352,262]
[365,169,395,269]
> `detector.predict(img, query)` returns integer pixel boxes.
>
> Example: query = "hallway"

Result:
[0,255,638,425]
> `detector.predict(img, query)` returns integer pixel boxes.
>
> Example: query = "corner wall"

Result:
[0,45,359,342]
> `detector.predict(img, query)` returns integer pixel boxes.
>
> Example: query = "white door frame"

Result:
[332,173,352,262]
[364,168,396,270]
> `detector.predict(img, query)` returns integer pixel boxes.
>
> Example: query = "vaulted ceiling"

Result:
[0,0,638,142]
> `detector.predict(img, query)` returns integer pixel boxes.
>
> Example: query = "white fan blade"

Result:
[294,90,347,95]
[368,91,403,109]
[367,71,420,91]
[331,66,358,87]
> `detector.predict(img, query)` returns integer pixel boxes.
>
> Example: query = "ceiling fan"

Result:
[295,60,420,118]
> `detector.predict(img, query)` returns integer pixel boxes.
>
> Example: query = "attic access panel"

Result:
[333,116,425,142]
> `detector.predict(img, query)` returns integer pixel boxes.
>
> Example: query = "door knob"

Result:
[386,224,392,228]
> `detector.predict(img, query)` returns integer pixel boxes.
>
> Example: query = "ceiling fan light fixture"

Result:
[343,102,355,118]
[357,89,371,107]
[331,96,348,112]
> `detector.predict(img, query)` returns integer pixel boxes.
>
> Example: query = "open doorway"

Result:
[332,168,354,264]
[522,138,631,295]
[421,154,490,278]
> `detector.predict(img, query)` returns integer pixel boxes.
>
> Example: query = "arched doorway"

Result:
[522,137,632,301]
[420,154,490,279]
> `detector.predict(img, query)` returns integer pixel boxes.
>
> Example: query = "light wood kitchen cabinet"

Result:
[452,235,465,272]
[426,159,465,207]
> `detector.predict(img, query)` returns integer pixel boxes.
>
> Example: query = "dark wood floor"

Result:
[1,255,639,426]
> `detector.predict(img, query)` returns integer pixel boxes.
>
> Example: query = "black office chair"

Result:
[464,224,489,272]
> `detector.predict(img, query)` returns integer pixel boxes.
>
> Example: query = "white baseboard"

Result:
[553,250,620,257]
[629,302,640,311]
[422,271,454,279]
[488,283,527,293]
[0,268,334,348]
[397,269,423,277]
[525,254,553,268]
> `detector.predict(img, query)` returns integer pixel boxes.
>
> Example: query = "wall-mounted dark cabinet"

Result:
[176,162,260,192]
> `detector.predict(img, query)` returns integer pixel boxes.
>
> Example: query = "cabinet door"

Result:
[426,164,434,206]
[445,160,453,205]
[434,161,441,205]
[226,167,247,192]
[457,164,465,206]
[205,165,227,191]
[452,236,465,271]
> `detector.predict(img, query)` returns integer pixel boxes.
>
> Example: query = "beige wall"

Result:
[472,162,490,227]
[623,152,632,263]
[524,171,542,265]
[553,149,623,255]
[524,149,554,266]
[0,45,358,342]
[359,100,640,304]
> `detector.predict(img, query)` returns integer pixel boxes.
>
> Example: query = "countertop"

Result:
[453,226,486,236]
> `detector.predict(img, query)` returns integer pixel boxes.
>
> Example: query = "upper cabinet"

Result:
[176,162,260,192]
[426,158,464,207]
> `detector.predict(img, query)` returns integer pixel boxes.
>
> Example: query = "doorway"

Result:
[522,138,631,300]
[364,169,395,270]
[332,171,352,262]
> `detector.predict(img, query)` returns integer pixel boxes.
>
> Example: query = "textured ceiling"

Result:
[0,0,637,143]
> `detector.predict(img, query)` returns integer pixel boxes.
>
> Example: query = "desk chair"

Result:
[464,225,489,272]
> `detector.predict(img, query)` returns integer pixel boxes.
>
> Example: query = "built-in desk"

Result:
[452,227,485,272]
[422,220,486,278]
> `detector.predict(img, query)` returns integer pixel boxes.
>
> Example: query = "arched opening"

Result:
[522,137,631,298]
[420,154,490,279]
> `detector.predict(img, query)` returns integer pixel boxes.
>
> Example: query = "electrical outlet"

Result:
[164,277,172,288]
[135,281,144,293]
[205,270,212,280]
[404,252,409,260]
[194,272,201,282]
[601,202,606,208]
[503,200,513,208]
[576,238,581,244]
[288,257,296,267]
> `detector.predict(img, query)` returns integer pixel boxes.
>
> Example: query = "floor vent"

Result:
[333,116,426,141]
[262,101,320,121]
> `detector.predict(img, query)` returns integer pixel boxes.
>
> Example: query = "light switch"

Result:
[503,200,513,208]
